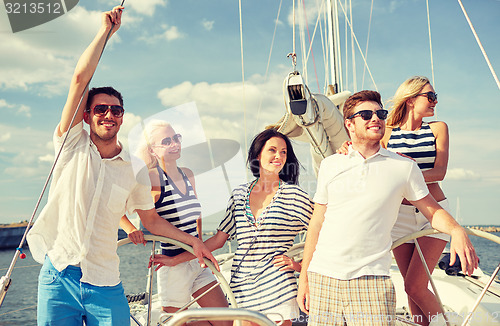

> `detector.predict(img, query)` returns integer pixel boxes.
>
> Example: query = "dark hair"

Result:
[343,90,383,119]
[85,87,124,112]
[247,129,301,185]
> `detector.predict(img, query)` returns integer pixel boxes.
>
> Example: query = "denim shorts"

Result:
[37,256,130,326]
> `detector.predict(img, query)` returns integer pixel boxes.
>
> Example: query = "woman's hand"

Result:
[336,141,351,155]
[128,229,146,246]
[273,254,301,272]
[148,254,180,271]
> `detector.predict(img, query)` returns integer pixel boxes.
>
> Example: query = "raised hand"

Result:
[102,5,124,36]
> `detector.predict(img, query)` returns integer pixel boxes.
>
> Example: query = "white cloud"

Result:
[18,105,31,118]
[0,11,85,94]
[201,19,215,31]
[0,99,31,117]
[38,154,54,163]
[119,112,143,150]
[0,6,125,96]
[0,133,11,142]
[125,0,167,16]
[157,72,288,141]
[0,99,14,108]
[0,124,52,179]
[287,1,322,27]
[140,25,184,43]
[163,26,183,41]
[446,168,481,181]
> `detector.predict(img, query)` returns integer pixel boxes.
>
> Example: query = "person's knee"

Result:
[404,278,427,299]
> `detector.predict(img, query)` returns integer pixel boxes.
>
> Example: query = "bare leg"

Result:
[394,238,447,326]
[161,281,229,326]
[193,281,232,326]
[393,243,425,324]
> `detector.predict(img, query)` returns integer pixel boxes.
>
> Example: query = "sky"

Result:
[0,0,499,229]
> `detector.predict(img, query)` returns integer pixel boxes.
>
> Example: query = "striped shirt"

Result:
[155,166,201,256]
[386,121,436,171]
[218,181,313,313]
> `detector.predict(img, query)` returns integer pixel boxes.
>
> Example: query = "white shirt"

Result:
[309,146,428,280]
[27,122,154,286]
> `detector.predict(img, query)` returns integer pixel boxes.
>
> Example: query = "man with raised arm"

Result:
[296,90,478,326]
[27,6,217,325]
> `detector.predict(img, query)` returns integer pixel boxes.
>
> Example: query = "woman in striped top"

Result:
[137,120,229,326]
[152,129,314,326]
[382,76,451,326]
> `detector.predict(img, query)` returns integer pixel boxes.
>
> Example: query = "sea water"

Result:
[0,232,499,325]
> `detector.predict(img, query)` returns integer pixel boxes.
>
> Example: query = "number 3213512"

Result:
[5,2,62,14]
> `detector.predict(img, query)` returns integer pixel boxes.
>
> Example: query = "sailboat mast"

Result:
[326,0,343,93]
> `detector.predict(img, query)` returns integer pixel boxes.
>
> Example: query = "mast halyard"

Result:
[326,0,343,94]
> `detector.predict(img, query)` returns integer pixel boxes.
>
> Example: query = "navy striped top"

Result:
[387,121,436,171]
[155,166,201,256]
[218,181,313,312]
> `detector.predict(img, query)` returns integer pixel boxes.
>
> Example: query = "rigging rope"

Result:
[349,0,356,92]
[344,0,348,91]
[336,0,377,91]
[318,1,329,93]
[300,0,321,93]
[0,304,37,317]
[361,0,374,89]
[457,0,500,91]
[426,0,435,88]
[253,0,283,136]
[304,0,325,93]
[238,0,248,160]
[292,0,296,58]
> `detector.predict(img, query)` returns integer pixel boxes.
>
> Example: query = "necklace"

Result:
[246,178,282,228]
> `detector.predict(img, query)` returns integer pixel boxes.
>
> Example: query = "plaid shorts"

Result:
[308,272,396,326]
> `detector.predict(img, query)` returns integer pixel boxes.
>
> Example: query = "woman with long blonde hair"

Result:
[136,120,230,326]
[382,76,451,326]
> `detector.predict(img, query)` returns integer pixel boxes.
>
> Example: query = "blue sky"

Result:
[0,0,499,228]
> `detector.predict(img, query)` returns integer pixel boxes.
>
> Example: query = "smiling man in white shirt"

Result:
[296,90,478,326]
[27,6,217,326]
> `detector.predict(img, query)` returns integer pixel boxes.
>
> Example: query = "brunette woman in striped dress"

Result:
[151,129,313,326]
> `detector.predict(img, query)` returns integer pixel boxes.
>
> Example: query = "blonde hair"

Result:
[135,120,173,169]
[387,76,430,127]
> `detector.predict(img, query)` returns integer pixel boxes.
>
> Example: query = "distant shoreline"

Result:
[466,226,500,233]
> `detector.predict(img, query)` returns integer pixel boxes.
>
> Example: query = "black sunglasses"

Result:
[415,91,438,103]
[347,109,388,121]
[91,104,125,118]
[159,134,182,146]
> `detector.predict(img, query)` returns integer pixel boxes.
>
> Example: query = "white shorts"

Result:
[266,298,300,322]
[391,199,451,243]
[157,259,216,308]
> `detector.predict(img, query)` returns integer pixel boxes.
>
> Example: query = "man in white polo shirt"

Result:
[27,6,217,326]
[296,90,478,326]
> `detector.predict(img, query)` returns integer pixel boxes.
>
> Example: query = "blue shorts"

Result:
[37,256,130,326]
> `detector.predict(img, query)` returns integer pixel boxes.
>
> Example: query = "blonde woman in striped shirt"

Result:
[383,76,451,326]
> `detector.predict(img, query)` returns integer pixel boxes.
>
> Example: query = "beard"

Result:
[89,122,120,143]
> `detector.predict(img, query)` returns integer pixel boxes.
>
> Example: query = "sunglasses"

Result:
[91,104,125,118]
[415,91,438,103]
[347,109,388,121]
[156,134,182,147]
